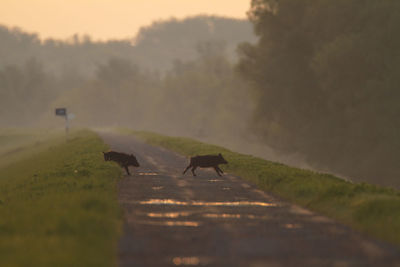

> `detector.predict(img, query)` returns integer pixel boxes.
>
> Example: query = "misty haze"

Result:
[2,11,400,188]
[2,1,400,266]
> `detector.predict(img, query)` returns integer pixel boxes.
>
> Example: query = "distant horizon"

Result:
[0,0,250,41]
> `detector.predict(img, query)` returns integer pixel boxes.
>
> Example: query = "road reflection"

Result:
[147,212,190,218]
[172,257,200,266]
[137,220,200,227]
[284,223,302,229]
[203,213,261,219]
[151,186,163,190]
[138,172,158,176]
[138,199,277,207]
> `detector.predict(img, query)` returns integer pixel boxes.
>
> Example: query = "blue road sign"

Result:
[55,108,67,116]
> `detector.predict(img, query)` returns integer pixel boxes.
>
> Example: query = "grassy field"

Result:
[0,129,67,169]
[0,130,122,267]
[129,130,400,248]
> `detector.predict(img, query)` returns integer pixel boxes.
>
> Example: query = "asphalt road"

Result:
[98,131,400,267]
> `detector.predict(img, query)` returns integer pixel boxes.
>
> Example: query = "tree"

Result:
[237,0,400,187]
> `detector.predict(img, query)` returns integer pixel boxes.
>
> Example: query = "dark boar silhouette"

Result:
[103,151,140,175]
[183,153,228,176]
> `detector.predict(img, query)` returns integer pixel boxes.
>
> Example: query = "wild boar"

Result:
[103,151,140,175]
[183,153,228,176]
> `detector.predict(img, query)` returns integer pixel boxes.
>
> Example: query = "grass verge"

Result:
[0,130,122,267]
[130,130,400,248]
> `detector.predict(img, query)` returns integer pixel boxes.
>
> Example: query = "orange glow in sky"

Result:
[0,0,250,40]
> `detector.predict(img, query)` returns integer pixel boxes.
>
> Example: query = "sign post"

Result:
[55,108,69,136]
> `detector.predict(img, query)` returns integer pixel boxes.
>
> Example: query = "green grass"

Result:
[0,128,51,150]
[0,129,65,168]
[130,130,400,248]
[0,130,122,267]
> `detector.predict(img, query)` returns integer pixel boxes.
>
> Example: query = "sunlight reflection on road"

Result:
[147,212,190,218]
[203,213,262,219]
[151,186,164,190]
[135,220,201,227]
[138,172,158,176]
[137,199,278,207]
[172,256,200,266]
[284,223,302,229]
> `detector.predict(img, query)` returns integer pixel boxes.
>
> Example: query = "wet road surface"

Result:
[98,132,400,267]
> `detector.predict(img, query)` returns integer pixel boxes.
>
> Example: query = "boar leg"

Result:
[191,166,197,176]
[214,167,222,176]
[124,165,131,176]
[183,164,192,175]
[216,166,224,174]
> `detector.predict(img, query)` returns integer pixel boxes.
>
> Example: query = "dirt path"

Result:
[98,131,400,267]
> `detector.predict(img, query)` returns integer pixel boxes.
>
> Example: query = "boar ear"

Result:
[102,152,105,154]
[218,153,222,157]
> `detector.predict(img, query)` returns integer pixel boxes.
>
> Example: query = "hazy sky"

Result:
[0,0,250,40]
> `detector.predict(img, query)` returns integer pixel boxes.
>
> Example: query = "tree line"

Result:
[0,16,255,75]
[237,0,400,186]
[0,16,254,144]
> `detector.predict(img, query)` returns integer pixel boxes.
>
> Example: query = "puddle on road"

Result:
[203,213,261,220]
[147,212,190,218]
[283,223,302,229]
[137,199,278,207]
[146,212,269,221]
[137,220,201,227]
[138,172,158,176]
[208,179,224,182]
[162,221,200,227]
[241,183,251,189]
[152,186,163,190]
[177,180,188,187]
[172,257,200,266]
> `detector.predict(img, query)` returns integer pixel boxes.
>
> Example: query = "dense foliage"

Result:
[237,0,400,186]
